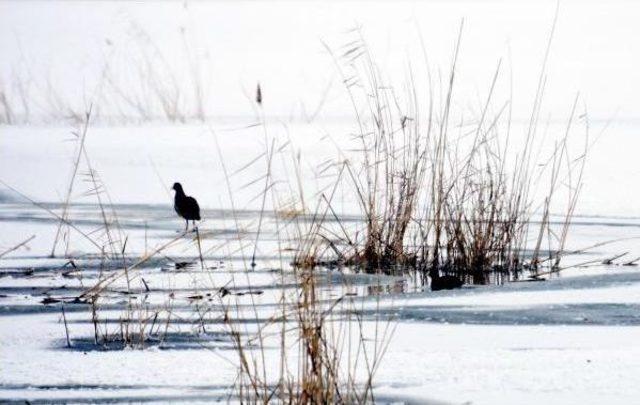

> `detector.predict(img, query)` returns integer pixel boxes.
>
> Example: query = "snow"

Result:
[2,1,640,404]
[2,185,640,403]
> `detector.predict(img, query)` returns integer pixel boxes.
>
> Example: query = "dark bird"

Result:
[172,182,201,231]
[430,270,464,291]
[219,286,230,298]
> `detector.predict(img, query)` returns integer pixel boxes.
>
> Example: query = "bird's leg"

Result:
[185,220,189,232]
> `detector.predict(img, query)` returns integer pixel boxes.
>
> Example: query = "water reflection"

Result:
[357,266,562,297]
[366,279,411,296]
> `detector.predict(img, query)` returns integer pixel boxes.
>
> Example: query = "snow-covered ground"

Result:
[2,1,640,404]
[2,213,640,404]
[2,127,640,404]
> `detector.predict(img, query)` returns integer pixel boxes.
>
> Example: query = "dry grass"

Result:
[2,15,596,403]
[297,21,589,288]
[1,22,211,124]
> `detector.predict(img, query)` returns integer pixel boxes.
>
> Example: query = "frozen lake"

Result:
[2,126,640,404]
[2,1,640,404]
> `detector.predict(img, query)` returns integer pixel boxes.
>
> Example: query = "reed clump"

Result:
[222,263,390,404]
[300,28,589,287]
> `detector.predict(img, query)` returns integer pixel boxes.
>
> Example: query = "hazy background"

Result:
[1,0,638,216]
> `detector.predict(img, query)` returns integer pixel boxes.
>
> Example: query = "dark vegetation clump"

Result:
[294,27,588,290]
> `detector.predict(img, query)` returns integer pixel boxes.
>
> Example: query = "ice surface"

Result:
[2,172,640,403]
[2,1,640,404]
